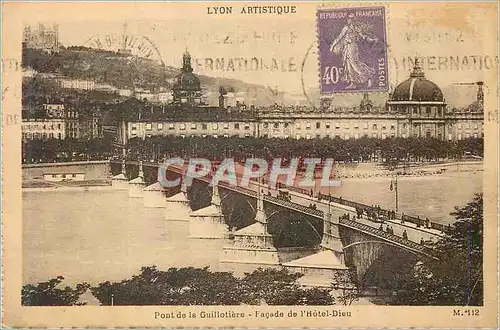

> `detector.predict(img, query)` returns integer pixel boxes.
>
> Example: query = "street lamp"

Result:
[393,172,398,212]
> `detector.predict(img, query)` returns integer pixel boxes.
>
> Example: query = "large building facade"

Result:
[22,103,103,140]
[21,104,78,140]
[110,55,483,145]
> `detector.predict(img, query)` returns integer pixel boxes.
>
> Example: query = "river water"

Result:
[23,171,482,287]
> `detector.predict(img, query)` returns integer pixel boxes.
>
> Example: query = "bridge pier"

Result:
[188,185,228,239]
[320,211,346,264]
[164,181,191,222]
[128,161,145,198]
[221,193,279,267]
[111,159,129,190]
[143,182,168,208]
[282,211,347,288]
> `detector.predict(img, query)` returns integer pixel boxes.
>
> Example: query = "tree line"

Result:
[22,136,483,164]
[22,138,111,164]
[127,136,484,163]
[23,268,337,306]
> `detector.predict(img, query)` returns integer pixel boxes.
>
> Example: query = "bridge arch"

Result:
[343,240,414,252]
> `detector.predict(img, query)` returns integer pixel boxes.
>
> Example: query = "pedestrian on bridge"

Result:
[402,230,408,239]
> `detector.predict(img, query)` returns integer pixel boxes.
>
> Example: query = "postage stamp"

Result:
[1,1,499,329]
[317,6,388,94]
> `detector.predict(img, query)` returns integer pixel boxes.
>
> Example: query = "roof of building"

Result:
[391,60,444,103]
[136,105,257,122]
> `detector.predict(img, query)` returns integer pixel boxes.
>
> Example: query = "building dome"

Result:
[391,60,444,102]
[173,50,201,92]
[171,50,203,106]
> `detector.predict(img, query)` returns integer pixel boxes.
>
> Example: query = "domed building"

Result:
[172,50,203,106]
[100,53,482,149]
[386,59,448,139]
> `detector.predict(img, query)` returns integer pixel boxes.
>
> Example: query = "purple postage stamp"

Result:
[317,6,388,94]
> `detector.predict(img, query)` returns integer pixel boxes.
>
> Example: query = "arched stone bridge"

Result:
[110,159,443,284]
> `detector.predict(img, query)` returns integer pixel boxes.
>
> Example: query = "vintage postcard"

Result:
[1,1,499,329]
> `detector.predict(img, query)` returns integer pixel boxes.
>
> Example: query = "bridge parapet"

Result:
[219,181,325,219]
[218,181,256,197]
[339,217,437,258]
[318,193,446,233]
[263,195,324,218]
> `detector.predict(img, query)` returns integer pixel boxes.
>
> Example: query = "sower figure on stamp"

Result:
[330,17,378,89]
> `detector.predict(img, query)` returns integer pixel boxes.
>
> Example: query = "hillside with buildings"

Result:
[21,23,484,156]
[22,46,288,107]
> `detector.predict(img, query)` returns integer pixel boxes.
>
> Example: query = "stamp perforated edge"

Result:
[315,2,391,98]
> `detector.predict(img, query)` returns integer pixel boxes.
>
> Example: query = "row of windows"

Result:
[134,131,481,140]
[412,123,481,130]
[138,123,253,131]
[263,122,290,129]
[458,133,480,139]
[457,123,480,130]
[294,122,398,130]
[410,107,443,116]
[22,132,63,139]
[143,133,253,139]
[23,123,63,130]
[49,173,79,178]
[295,133,397,140]
[132,121,483,133]
[135,122,404,132]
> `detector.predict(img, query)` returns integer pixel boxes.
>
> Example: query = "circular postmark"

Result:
[84,33,164,64]
[83,29,167,91]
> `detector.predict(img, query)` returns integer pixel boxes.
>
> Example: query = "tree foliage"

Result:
[26,267,334,306]
[127,135,484,163]
[392,194,483,305]
[22,46,167,90]
[22,137,111,163]
[90,266,334,306]
[331,269,361,306]
[22,276,90,306]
